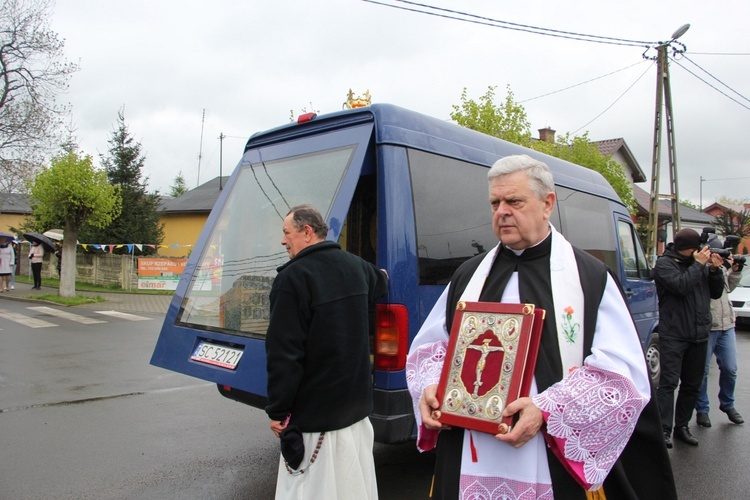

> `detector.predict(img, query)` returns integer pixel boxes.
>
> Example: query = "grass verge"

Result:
[31,294,107,306]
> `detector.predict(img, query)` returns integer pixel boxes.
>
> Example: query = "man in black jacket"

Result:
[654,228,724,448]
[265,204,388,499]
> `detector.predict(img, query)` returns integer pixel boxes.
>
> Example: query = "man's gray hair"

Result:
[287,204,329,239]
[488,154,555,199]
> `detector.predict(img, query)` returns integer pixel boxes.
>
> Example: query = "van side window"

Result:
[556,186,618,271]
[408,149,496,285]
[618,221,639,278]
[617,219,652,279]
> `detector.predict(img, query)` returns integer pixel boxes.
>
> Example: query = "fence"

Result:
[16,250,140,290]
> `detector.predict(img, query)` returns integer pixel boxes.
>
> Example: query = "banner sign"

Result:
[137,258,187,290]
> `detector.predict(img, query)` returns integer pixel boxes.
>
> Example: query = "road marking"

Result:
[0,309,57,328]
[27,306,107,324]
[93,310,151,321]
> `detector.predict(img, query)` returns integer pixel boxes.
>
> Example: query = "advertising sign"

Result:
[137,258,187,290]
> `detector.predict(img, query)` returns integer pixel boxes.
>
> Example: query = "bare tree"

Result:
[0,0,79,192]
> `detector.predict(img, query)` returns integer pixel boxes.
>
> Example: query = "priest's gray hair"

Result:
[488,154,555,200]
[288,204,329,239]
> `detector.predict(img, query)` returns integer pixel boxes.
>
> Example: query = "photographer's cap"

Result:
[674,228,701,251]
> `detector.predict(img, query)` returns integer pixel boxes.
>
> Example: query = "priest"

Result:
[406,155,676,499]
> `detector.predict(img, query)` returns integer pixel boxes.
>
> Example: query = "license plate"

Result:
[190,341,244,370]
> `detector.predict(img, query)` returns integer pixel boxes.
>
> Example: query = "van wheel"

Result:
[645,333,661,387]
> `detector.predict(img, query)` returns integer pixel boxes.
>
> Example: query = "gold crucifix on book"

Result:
[467,338,504,397]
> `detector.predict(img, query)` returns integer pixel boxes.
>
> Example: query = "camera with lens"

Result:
[699,228,746,269]
[698,227,718,251]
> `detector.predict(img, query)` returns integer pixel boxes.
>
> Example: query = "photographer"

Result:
[654,228,725,447]
[695,234,745,427]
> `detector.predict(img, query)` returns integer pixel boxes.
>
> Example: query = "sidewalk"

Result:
[0,283,174,315]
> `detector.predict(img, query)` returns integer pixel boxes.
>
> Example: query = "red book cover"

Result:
[432,301,545,435]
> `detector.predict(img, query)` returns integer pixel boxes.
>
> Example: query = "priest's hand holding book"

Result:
[420,382,543,448]
[493,397,543,448]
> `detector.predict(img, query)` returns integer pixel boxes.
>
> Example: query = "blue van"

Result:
[150,104,659,444]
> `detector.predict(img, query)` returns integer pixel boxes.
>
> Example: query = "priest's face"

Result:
[489,171,556,250]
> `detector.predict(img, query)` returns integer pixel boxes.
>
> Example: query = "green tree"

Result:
[680,198,700,210]
[29,151,121,297]
[451,86,532,146]
[717,195,749,206]
[532,132,635,211]
[169,170,189,197]
[450,86,636,212]
[1,0,79,192]
[81,110,164,252]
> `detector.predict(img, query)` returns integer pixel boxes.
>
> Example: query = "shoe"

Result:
[696,412,712,427]
[674,426,699,446]
[664,431,673,449]
[721,408,745,424]
[10,286,14,290]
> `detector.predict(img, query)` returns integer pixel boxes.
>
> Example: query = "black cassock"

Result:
[430,235,676,500]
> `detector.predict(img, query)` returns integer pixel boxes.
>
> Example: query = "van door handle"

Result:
[624,290,634,298]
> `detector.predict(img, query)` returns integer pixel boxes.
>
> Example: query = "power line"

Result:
[519,60,649,103]
[670,57,750,111]
[362,0,658,47]
[681,55,750,103]
[687,52,750,56]
[571,63,654,134]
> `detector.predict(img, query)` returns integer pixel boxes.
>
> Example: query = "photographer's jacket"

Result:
[653,243,724,342]
[265,241,387,432]
[711,266,742,331]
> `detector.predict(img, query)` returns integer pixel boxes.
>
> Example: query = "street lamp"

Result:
[646,24,690,260]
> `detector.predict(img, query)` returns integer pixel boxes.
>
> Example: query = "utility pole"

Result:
[197,109,205,187]
[219,132,225,190]
[646,24,689,260]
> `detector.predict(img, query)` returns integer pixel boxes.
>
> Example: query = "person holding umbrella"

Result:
[28,240,45,289]
[23,232,55,290]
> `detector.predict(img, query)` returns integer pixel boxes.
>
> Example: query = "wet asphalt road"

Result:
[0,298,748,499]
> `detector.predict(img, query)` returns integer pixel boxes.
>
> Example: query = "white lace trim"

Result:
[405,340,446,451]
[532,365,647,486]
[460,474,553,500]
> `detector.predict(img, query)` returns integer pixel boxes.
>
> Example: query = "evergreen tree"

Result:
[169,170,189,197]
[81,109,163,253]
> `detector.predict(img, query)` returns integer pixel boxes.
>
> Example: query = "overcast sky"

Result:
[50,0,749,207]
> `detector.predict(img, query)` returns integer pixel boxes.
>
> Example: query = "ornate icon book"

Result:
[432,301,545,435]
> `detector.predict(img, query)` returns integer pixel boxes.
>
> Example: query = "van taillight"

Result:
[374,304,409,371]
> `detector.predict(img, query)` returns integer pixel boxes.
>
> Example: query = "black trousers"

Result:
[656,336,708,432]
[31,262,42,288]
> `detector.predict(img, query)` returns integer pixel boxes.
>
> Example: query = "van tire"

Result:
[645,333,661,387]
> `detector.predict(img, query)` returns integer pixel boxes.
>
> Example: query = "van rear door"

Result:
[150,119,375,400]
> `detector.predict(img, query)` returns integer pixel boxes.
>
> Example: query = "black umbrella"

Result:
[0,231,16,243]
[23,232,56,253]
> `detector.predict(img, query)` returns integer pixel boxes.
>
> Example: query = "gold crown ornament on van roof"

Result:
[343,89,371,109]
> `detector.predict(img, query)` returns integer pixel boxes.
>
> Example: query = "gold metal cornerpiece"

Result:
[431,410,442,420]
[522,304,535,315]
[497,423,510,434]
[457,301,466,311]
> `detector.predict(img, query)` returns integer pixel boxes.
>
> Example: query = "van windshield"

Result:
[175,145,357,336]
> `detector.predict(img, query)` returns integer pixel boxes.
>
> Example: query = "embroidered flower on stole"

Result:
[561,306,580,344]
